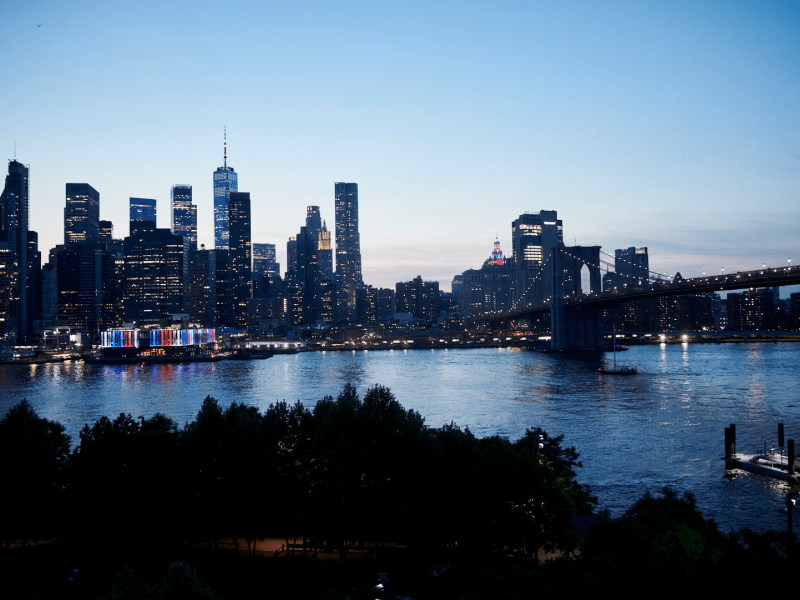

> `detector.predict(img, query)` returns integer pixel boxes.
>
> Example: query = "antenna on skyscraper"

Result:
[224,126,227,169]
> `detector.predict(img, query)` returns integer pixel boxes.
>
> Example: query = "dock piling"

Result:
[779,423,784,448]
[730,424,736,456]
[789,440,795,476]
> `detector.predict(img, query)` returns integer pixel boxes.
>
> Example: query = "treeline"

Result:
[0,384,595,558]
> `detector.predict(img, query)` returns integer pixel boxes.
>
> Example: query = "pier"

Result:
[724,424,798,484]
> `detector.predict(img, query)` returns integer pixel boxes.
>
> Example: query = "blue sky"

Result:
[2,1,797,292]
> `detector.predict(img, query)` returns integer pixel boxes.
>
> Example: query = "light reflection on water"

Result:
[2,343,799,533]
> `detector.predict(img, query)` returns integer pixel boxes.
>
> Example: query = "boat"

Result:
[227,348,274,361]
[600,325,637,375]
[86,351,228,365]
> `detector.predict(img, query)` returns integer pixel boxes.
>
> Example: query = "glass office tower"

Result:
[214,130,237,249]
[130,197,157,224]
[65,183,100,244]
[171,185,197,251]
[334,182,362,322]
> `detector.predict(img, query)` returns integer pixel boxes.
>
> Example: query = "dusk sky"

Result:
[2,1,797,292]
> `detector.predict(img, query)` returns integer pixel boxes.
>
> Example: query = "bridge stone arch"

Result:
[551,246,604,350]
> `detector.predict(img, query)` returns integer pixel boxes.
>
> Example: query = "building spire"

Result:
[223,126,227,169]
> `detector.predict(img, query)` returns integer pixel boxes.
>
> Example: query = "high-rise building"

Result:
[129,197,157,224]
[171,185,197,251]
[335,182,362,322]
[214,249,232,327]
[253,243,280,277]
[461,237,514,318]
[511,211,562,305]
[727,289,775,331]
[0,159,31,341]
[123,222,189,326]
[318,220,333,281]
[229,191,251,328]
[614,247,649,288]
[99,220,114,242]
[57,243,103,335]
[396,276,440,322]
[213,129,238,249]
[286,206,335,324]
[190,245,217,327]
[65,183,100,245]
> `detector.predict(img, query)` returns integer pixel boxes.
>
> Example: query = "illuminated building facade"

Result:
[129,197,156,224]
[0,159,31,341]
[727,289,774,331]
[99,220,114,242]
[396,276,439,322]
[213,131,237,249]
[171,185,197,251]
[253,243,279,277]
[511,210,562,305]
[65,183,99,245]
[123,223,190,327]
[461,237,514,318]
[334,182,362,322]
[286,206,328,324]
[229,191,251,328]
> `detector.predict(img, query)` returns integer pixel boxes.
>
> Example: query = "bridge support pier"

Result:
[550,303,605,351]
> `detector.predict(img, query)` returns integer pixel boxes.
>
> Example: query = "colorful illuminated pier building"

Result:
[100,328,216,360]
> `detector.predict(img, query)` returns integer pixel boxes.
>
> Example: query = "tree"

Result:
[0,399,71,546]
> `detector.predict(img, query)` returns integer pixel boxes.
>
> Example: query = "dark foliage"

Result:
[0,399,71,545]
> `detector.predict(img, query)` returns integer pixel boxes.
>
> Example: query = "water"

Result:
[2,342,798,533]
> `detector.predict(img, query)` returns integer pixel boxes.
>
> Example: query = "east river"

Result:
[2,342,799,534]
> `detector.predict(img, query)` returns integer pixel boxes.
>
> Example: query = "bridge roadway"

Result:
[475,264,800,351]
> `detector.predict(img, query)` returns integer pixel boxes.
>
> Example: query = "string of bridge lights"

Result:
[509,254,553,312]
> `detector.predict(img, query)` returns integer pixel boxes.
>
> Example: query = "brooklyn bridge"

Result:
[469,245,800,351]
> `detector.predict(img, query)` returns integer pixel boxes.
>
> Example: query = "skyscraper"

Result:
[614,247,649,288]
[0,159,30,341]
[129,197,157,224]
[335,182,362,322]
[65,183,100,244]
[213,129,238,249]
[229,191,251,328]
[123,222,190,326]
[190,245,217,327]
[252,243,279,277]
[511,210,563,305]
[171,185,197,251]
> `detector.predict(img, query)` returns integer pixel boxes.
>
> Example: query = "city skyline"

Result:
[2,2,797,292]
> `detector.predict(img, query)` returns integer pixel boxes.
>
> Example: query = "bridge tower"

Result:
[551,246,604,351]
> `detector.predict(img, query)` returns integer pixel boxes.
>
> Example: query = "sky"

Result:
[2,1,798,293]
